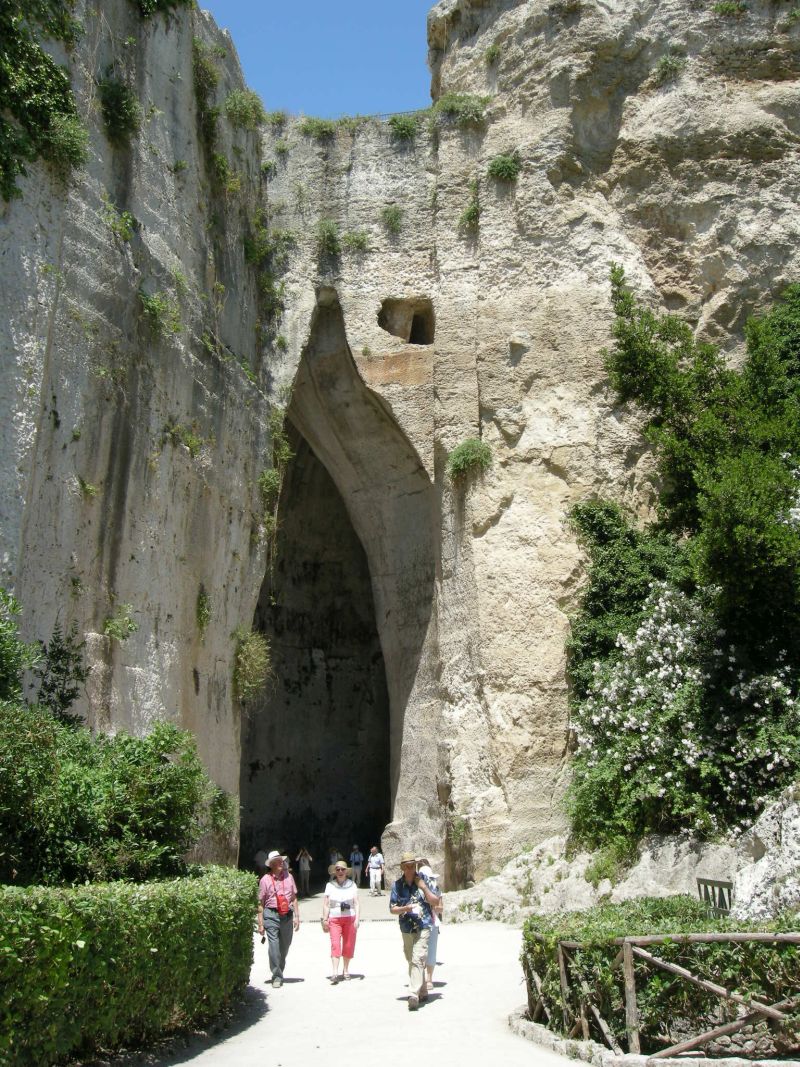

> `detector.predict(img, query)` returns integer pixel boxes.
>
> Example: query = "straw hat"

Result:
[328,861,352,878]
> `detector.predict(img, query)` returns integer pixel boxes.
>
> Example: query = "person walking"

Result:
[349,844,364,886]
[366,844,385,896]
[296,847,313,895]
[257,849,301,988]
[389,851,442,1011]
[417,859,442,990]
[321,859,360,981]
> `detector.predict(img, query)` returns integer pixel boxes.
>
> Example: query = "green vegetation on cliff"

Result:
[567,272,800,849]
[0,1,87,200]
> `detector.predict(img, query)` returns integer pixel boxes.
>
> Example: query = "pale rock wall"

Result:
[0,2,276,853]
[2,0,799,880]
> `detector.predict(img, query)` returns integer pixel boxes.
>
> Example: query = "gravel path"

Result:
[137,889,568,1066]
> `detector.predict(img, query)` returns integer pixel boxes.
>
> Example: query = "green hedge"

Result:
[0,866,256,1065]
[522,897,800,1054]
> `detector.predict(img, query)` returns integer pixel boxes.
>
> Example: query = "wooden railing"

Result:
[524,931,800,1058]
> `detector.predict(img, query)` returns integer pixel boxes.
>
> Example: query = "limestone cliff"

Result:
[2,0,799,882]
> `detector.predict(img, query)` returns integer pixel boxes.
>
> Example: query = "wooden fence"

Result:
[523,932,800,1058]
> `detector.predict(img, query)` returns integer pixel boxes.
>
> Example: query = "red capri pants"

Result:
[329,915,357,958]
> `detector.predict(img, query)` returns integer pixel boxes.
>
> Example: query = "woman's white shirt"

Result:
[325,878,357,918]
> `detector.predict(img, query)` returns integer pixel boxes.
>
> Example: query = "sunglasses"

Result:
[335,866,347,872]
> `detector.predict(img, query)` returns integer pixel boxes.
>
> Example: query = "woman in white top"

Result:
[321,860,360,981]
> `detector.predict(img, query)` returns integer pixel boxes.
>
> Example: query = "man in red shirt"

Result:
[257,850,301,987]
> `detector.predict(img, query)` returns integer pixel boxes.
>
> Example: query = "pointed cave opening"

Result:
[239,427,390,887]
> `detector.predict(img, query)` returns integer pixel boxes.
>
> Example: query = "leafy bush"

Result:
[0,1,88,200]
[342,229,370,252]
[653,53,686,85]
[196,587,212,635]
[485,41,502,64]
[135,0,193,15]
[0,591,39,701]
[101,196,136,241]
[0,867,255,1066]
[487,152,521,181]
[459,179,480,232]
[382,204,403,235]
[317,217,340,256]
[388,113,419,140]
[98,76,142,146]
[233,627,271,701]
[522,897,800,1053]
[266,109,287,127]
[192,37,220,150]
[299,115,336,140]
[258,467,281,510]
[432,92,490,127]
[447,438,492,482]
[567,501,692,700]
[604,267,800,662]
[103,602,138,641]
[0,704,232,884]
[139,289,181,336]
[566,276,800,851]
[224,87,265,130]
[713,0,747,14]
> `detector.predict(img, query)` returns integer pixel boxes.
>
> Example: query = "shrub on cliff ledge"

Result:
[224,88,265,130]
[432,92,490,127]
[447,438,492,483]
[488,152,521,181]
[98,75,143,146]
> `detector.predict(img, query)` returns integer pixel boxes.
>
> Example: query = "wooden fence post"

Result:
[623,941,640,1054]
[557,943,573,1031]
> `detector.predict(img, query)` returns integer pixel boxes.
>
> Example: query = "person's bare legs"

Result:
[342,956,352,977]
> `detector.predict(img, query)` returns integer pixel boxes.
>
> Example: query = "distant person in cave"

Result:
[367,845,385,896]
[389,852,441,1011]
[328,845,343,866]
[349,844,364,886]
[257,849,301,988]
[296,846,313,895]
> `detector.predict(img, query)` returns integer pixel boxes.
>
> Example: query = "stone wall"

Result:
[2,0,799,880]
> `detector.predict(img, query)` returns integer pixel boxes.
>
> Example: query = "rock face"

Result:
[2,0,800,879]
[444,833,738,923]
[732,784,800,922]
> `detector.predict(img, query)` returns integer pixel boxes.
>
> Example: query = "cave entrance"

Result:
[240,429,390,885]
[239,289,436,882]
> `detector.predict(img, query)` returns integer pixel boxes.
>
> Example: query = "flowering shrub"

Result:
[568,274,800,850]
[569,582,800,845]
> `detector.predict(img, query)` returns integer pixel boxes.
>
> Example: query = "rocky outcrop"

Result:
[445,787,800,923]
[732,784,800,922]
[444,833,737,923]
[2,0,799,879]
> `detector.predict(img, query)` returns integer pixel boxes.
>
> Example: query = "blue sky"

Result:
[200,1,435,118]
